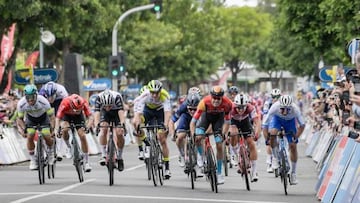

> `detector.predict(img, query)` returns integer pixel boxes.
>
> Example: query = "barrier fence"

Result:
[303,122,360,203]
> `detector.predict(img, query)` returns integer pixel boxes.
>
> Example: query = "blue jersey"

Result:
[262,101,305,128]
[171,102,189,122]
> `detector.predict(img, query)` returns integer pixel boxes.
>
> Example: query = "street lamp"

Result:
[40,27,56,68]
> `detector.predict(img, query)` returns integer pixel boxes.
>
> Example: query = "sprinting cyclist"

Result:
[169,93,201,170]
[262,95,305,185]
[94,89,126,171]
[229,94,261,182]
[190,86,233,185]
[16,84,55,170]
[133,80,172,179]
[133,85,148,160]
[262,88,281,173]
[39,81,69,160]
[55,94,93,172]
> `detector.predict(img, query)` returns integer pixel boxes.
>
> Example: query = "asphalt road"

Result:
[0,136,319,203]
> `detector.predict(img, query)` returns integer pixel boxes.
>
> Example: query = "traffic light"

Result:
[118,51,126,73]
[151,0,162,13]
[108,55,121,78]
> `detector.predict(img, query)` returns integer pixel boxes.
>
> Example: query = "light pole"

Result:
[39,27,56,68]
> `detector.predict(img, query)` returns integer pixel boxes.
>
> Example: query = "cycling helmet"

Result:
[228,86,239,94]
[139,85,148,95]
[234,94,248,106]
[186,93,201,107]
[147,80,162,92]
[210,86,224,97]
[279,95,293,107]
[188,87,201,95]
[43,81,57,98]
[24,84,37,95]
[70,94,85,111]
[99,89,114,106]
[271,88,281,97]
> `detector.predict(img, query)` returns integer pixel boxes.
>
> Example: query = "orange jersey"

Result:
[193,95,233,121]
[56,95,92,118]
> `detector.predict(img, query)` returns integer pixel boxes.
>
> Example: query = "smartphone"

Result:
[342,111,350,125]
[348,131,360,139]
[351,76,360,95]
[342,90,350,102]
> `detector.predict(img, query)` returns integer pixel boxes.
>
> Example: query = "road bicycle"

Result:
[202,133,218,193]
[140,124,165,187]
[275,128,291,195]
[222,137,231,176]
[27,124,55,185]
[230,130,252,191]
[183,130,197,189]
[96,122,125,186]
[59,123,86,183]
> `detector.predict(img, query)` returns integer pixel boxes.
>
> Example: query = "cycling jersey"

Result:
[192,95,232,121]
[171,102,192,132]
[230,103,258,121]
[39,83,68,101]
[56,95,92,119]
[94,90,124,111]
[134,89,171,111]
[17,95,53,118]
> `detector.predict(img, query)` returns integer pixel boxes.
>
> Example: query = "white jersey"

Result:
[54,83,68,100]
[17,95,52,118]
[133,89,171,112]
[262,101,305,127]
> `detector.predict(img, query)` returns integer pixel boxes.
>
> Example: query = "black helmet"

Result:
[228,86,239,94]
[210,86,224,97]
[186,94,201,107]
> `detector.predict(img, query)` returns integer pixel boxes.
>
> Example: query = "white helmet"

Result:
[100,89,114,106]
[188,87,201,95]
[271,88,281,97]
[279,95,293,107]
[234,94,248,106]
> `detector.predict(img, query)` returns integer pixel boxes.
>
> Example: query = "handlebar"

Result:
[95,123,125,136]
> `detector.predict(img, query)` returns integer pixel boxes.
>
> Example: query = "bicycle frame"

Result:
[141,124,165,187]
[97,122,124,186]
[277,130,291,195]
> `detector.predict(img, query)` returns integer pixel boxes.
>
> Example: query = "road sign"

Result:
[14,68,58,84]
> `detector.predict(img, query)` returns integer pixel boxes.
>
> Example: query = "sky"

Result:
[224,0,258,7]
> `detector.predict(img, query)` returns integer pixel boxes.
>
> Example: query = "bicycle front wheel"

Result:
[207,148,218,193]
[188,142,196,189]
[37,137,45,185]
[239,146,250,191]
[73,144,84,183]
[280,151,288,195]
[223,143,229,176]
[107,140,116,186]
[151,141,159,186]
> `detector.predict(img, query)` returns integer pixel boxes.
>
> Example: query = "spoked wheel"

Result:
[240,147,250,191]
[188,144,196,189]
[207,148,218,193]
[74,147,84,183]
[158,148,164,186]
[146,158,151,180]
[107,141,115,186]
[151,144,159,186]
[280,153,288,195]
[37,138,45,185]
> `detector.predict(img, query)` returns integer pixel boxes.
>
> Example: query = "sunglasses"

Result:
[150,91,160,95]
[280,107,291,112]
[25,94,36,102]
[236,105,246,110]
[187,107,197,111]
[272,95,280,99]
[212,96,222,100]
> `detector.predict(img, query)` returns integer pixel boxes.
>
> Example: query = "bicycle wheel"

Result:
[280,151,288,195]
[151,140,159,186]
[207,147,218,193]
[37,137,45,184]
[48,140,56,179]
[73,142,84,183]
[239,146,250,191]
[107,139,115,186]
[223,143,229,176]
[188,141,196,189]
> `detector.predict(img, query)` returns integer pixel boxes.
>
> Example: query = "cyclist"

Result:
[16,84,55,170]
[262,95,305,185]
[39,81,69,160]
[94,89,126,171]
[188,86,202,96]
[227,86,239,101]
[262,88,281,173]
[169,93,201,170]
[133,85,148,160]
[229,94,261,182]
[190,86,233,185]
[54,94,93,172]
[133,80,172,179]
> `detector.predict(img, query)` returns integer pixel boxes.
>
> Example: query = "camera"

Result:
[334,81,345,88]
[342,90,350,103]
[348,131,360,139]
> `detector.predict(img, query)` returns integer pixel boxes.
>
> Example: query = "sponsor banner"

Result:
[83,78,112,91]
[14,68,58,84]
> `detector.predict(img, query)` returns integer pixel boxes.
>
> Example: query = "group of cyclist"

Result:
[15,79,305,186]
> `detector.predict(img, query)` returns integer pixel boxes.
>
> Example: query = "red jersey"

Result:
[56,95,92,118]
[193,95,233,121]
[230,103,258,121]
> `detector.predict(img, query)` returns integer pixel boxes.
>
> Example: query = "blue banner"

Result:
[83,78,112,91]
[14,68,58,84]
